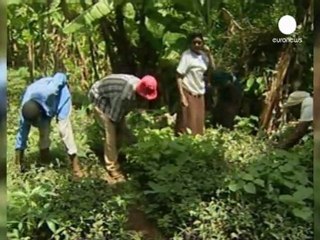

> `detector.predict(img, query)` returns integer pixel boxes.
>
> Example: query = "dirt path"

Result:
[126,205,165,240]
[92,150,165,239]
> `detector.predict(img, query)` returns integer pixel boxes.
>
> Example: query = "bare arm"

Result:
[206,51,216,70]
[176,73,188,107]
[277,121,311,149]
[202,45,215,87]
[176,73,185,97]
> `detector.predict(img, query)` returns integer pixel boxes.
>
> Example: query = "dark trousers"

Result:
[211,85,243,129]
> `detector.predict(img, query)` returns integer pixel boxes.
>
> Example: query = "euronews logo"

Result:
[272,15,302,43]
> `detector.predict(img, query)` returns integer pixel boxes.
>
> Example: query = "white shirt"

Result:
[176,49,209,95]
[300,96,313,122]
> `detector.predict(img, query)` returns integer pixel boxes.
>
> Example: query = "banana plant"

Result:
[63,0,116,34]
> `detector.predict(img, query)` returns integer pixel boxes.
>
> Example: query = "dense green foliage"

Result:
[7,69,313,239]
[124,111,313,239]
[7,0,314,239]
[8,0,313,103]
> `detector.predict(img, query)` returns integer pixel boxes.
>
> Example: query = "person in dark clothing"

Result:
[208,70,243,129]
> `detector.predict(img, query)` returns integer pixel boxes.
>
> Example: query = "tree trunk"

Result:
[136,0,159,77]
[114,4,137,74]
[87,0,117,73]
[260,45,293,132]
[28,39,35,82]
[7,25,13,67]
[75,41,90,88]
[39,5,47,74]
[99,19,118,72]
[294,0,312,25]
[88,36,99,81]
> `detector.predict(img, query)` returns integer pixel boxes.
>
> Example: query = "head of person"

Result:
[212,70,233,90]
[283,91,310,119]
[189,32,204,54]
[135,75,158,101]
[22,100,44,126]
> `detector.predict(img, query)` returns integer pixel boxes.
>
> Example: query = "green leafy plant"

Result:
[123,112,313,239]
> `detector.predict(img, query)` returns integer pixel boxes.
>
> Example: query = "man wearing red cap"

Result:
[88,74,158,183]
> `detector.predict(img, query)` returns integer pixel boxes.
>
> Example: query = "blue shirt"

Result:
[15,72,71,150]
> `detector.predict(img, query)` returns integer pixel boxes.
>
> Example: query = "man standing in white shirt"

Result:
[277,91,313,149]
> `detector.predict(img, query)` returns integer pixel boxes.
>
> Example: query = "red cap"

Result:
[136,75,158,100]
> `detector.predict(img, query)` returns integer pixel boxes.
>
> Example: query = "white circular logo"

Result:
[278,15,297,35]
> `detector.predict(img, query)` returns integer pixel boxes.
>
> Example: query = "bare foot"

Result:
[72,165,86,179]
[101,171,126,185]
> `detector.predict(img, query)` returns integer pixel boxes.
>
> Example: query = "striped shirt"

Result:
[88,74,140,123]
